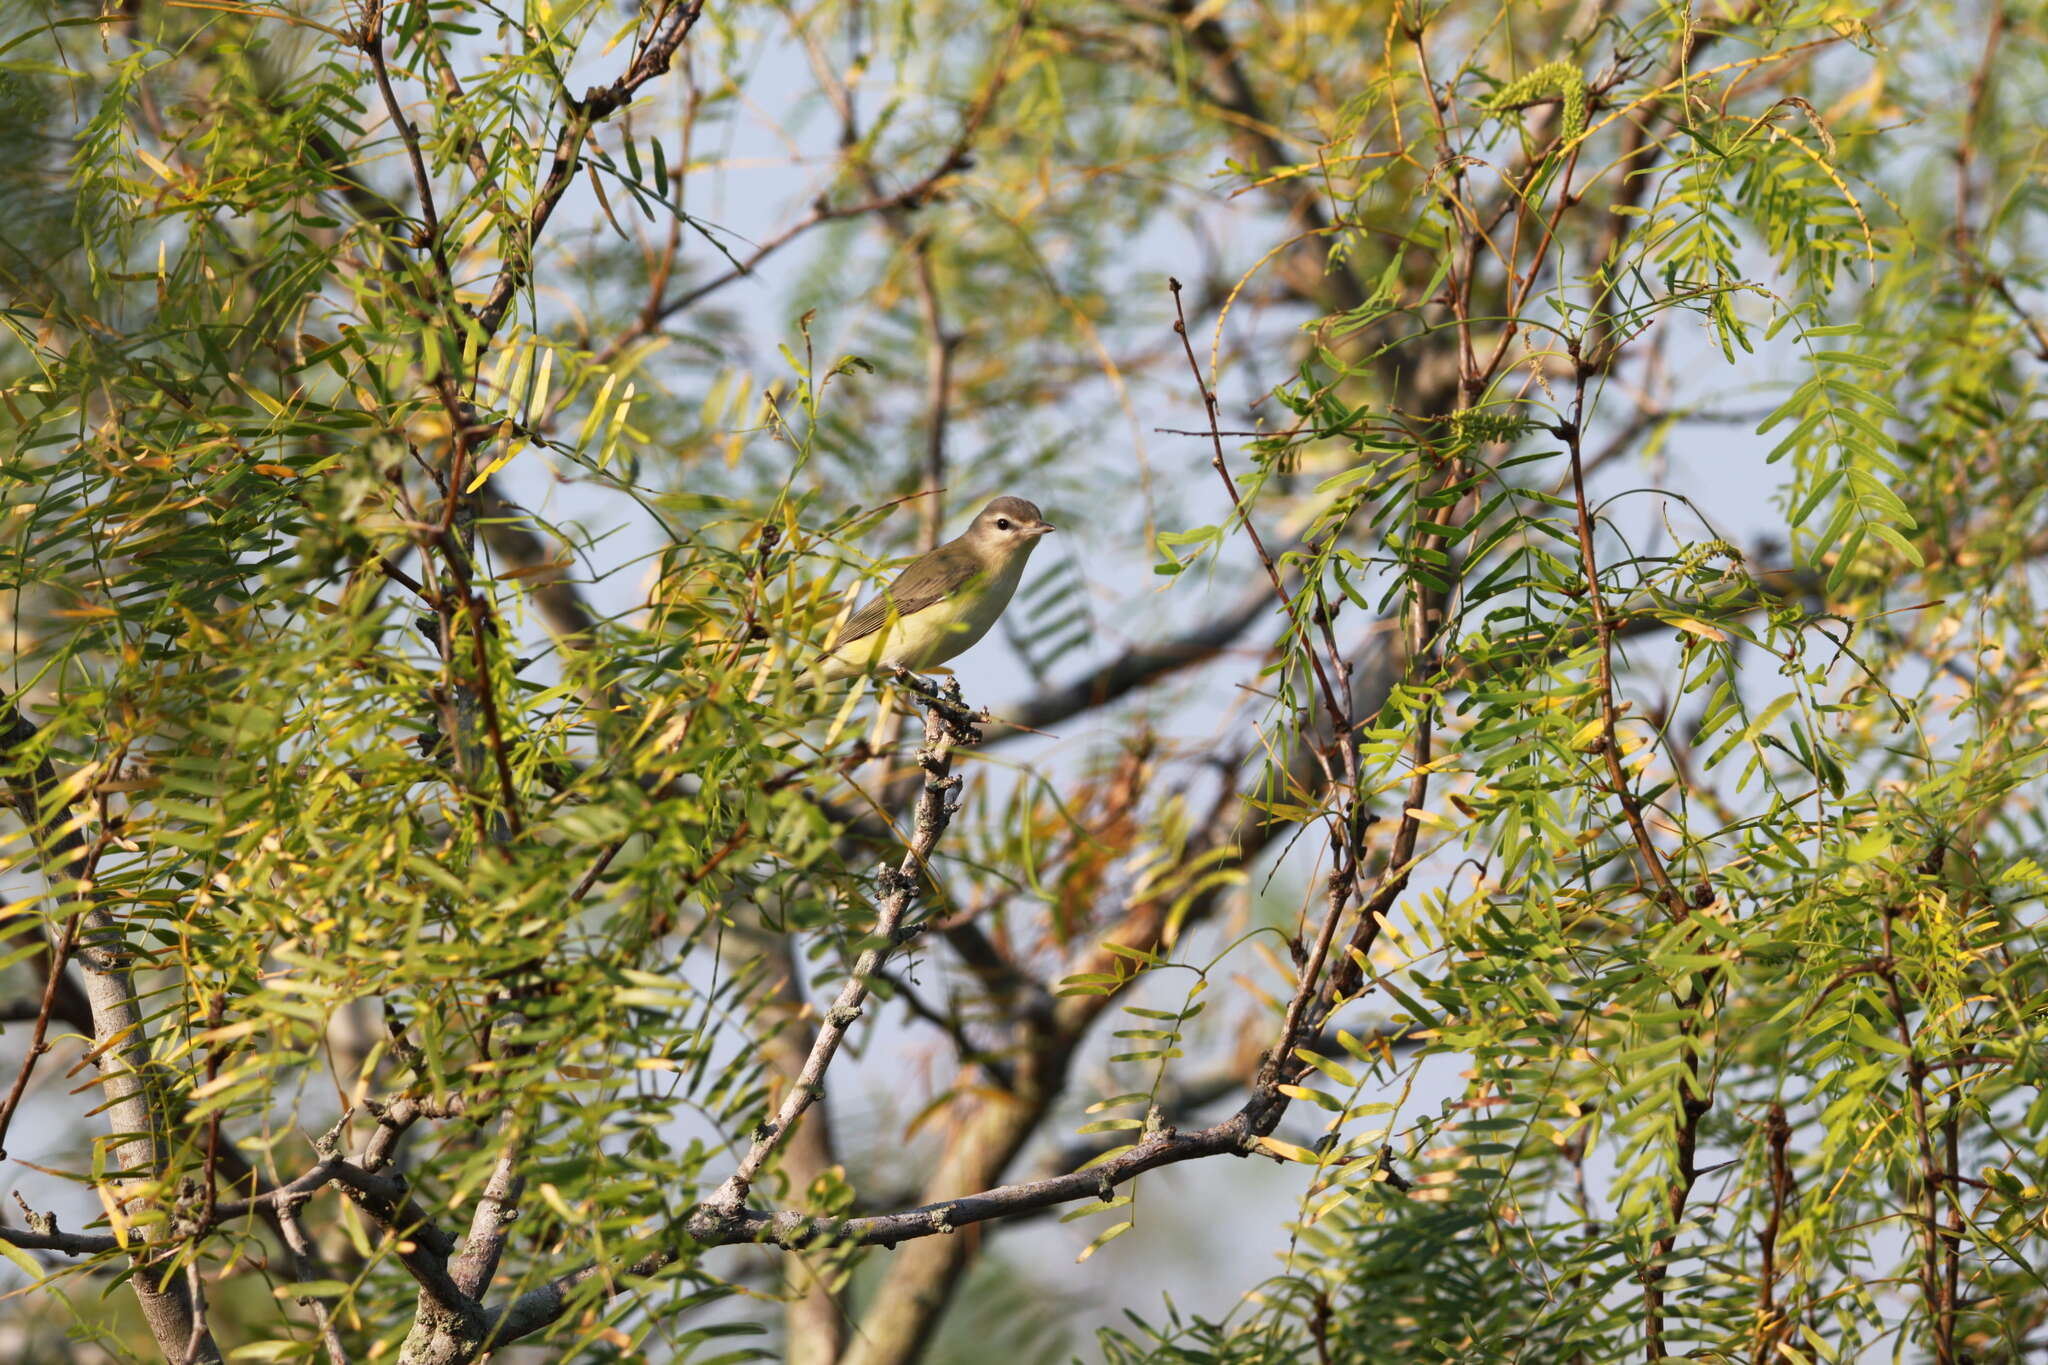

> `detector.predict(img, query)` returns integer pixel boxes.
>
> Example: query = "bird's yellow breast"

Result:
[891,580,1003,666]
[818,556,1025,681]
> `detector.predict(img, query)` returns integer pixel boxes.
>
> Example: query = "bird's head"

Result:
[964,495,1056,561]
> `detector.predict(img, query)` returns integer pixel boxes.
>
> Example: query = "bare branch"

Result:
[359,0,449,282]
[361,1090,470,1174]
[0,910,81,1157]
[450,1143,524,1300]
[0,1223,122,1257]
[703,686,978,1217]
[276,1195,353,1365]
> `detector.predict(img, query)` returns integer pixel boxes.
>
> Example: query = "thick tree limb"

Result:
[0,699,99,1037]
[995,581,1272,737]
[449,1143,523,1300]
[0,690,219,1360]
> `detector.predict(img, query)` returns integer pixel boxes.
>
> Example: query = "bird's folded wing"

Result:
[827,547,978,651]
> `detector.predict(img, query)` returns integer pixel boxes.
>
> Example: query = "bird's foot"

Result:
[888,670,987,744]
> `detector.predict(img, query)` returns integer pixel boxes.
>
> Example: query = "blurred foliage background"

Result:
[4,0,2048,1361]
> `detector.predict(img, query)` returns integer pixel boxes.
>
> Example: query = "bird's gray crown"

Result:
[976,495,1045,525]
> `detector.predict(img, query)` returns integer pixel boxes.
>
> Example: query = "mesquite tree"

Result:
[3,0,2047,1362]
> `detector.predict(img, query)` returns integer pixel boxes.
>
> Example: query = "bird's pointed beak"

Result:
[1031,521,1056,537]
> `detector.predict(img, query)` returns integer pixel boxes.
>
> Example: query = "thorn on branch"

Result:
[314,1113,348,1160]
[12,1191,55,1235]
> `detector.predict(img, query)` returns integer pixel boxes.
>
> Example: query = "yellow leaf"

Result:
[494,557,572,582]
[233,374,289,418]
[95,1182,132,1250]
[133,146,178,184]
[1670,616,1727,642]
[464,444,521,494]
[537,1183,577,1221]
[192,1067,249,1099]
[188,1019,264,1048]
[1251,1136,1321,1164]
[1075,1218,1133,1263]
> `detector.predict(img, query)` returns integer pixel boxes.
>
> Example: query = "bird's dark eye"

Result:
[995,518,1011,530]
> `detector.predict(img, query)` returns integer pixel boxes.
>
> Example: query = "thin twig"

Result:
[1557,352,1718,1364]
[0,911,82,1158]
[474,1,706,341]
[462,591,524,836]
[874,968,1014,1090]
[277,1197,353,1365]
[1557,360,1685,917]
[360,0,449,282]
[701,687,978,1216]
[1988,274,2048,363]
[1755,1103,1793,1365]
[1167,277,1353,762]
[1880,903,1955,1365]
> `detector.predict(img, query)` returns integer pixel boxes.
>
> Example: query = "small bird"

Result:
[804,495,1056,686]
